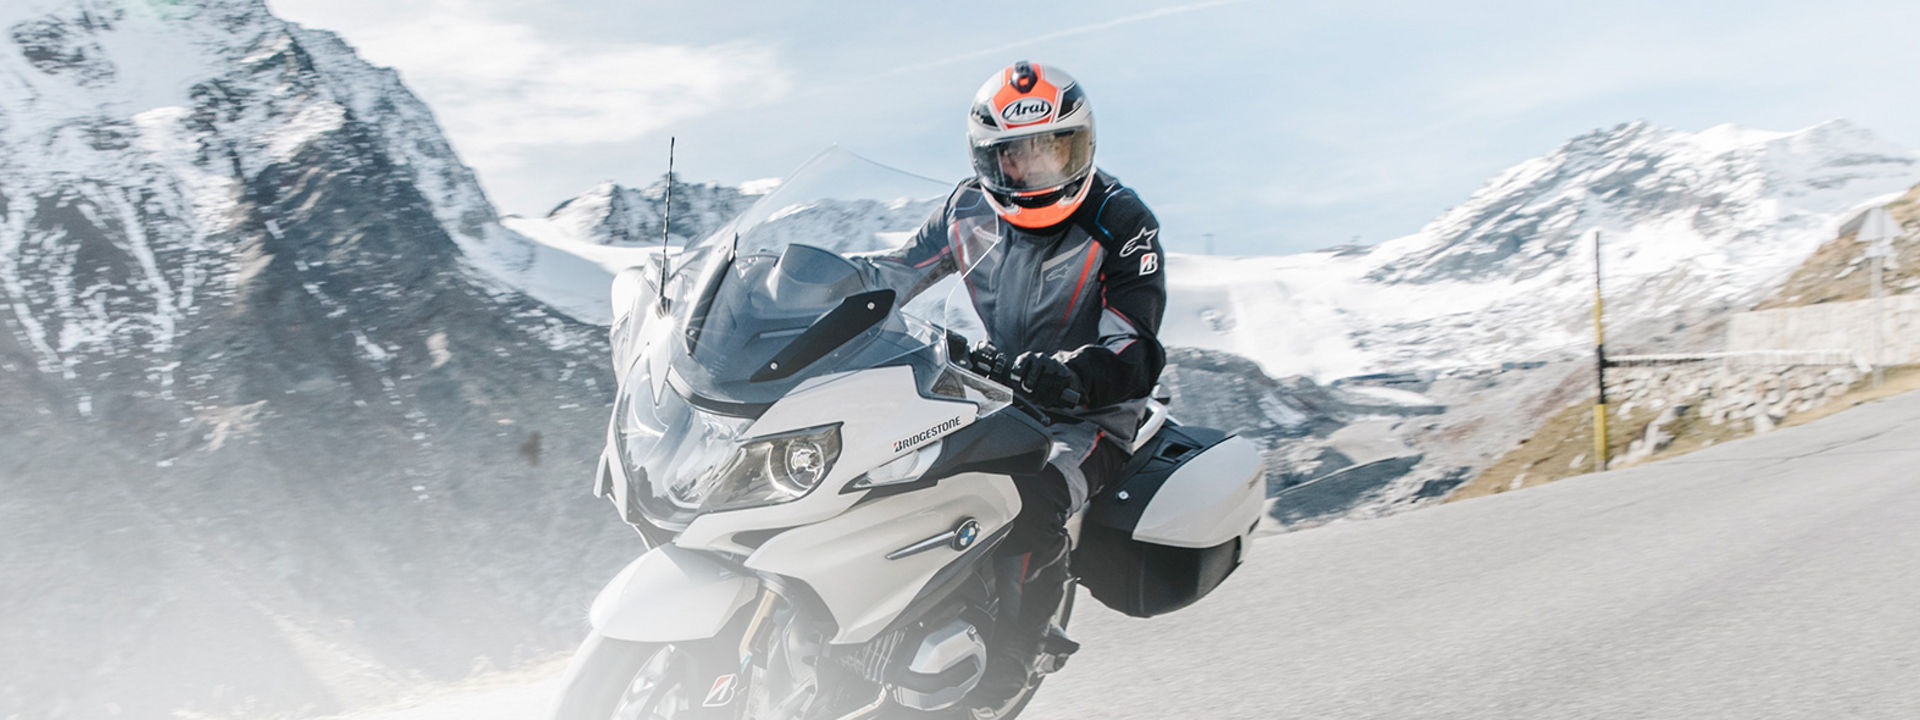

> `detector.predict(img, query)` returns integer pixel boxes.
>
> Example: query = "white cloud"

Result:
[1437,34,1723,121]
[272,0,790,165]
[845,0,1247,85]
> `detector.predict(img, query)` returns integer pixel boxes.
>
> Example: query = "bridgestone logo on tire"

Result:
[703,674,738,707]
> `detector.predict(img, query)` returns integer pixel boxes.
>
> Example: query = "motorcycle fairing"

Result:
[672,363,982,555]
[744,470,1021,645]
[589,544,760,642]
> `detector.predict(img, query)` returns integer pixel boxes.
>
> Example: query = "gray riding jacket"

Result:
[862,171,1168,446]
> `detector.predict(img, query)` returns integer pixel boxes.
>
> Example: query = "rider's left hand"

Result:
[1012,352,1083,409]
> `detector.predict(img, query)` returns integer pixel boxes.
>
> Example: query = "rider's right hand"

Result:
[1012,351,1084,409]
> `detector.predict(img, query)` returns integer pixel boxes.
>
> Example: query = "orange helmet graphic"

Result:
[967,61,1096,229]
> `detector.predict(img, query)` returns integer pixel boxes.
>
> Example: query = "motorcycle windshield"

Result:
[611,148,1009,527]
[671,148,953,408]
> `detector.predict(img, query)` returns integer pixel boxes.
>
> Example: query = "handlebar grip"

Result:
[1007,367,1081,408]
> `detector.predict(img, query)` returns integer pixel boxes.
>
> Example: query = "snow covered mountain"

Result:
[505,163,944,308]
[1144,120,1920,527]
[0,1,635,716]
[506,176,765,248]
[499,176,765,298]
[1165,120,1920,380]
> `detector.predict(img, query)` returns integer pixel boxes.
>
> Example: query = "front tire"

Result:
[549,634,674,720]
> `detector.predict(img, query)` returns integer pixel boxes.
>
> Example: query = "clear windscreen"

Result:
[609,148,1011,527]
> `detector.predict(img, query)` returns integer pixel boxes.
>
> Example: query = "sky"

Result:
[264,0,1920,256]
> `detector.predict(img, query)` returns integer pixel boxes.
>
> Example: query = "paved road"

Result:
[333,391,1920,720]
[1028,391,1920,719]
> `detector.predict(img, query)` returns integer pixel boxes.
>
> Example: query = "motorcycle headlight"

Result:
[700,424,842,512]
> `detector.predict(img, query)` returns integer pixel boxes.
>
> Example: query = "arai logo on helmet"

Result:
[1000,98,1054,125]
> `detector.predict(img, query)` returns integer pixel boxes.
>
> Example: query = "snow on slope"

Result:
[500,177,768,290]
[0,0,620,328]
[506,167,941,279]
[1165,120,1920,379]
[282,18,624,324]
[507,178,768,249]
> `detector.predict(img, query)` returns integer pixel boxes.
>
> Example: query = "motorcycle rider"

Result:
[859,60,1167,708]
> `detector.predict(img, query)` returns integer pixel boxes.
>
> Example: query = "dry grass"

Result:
[1770,364,1920,428]
[1448,395,1651,502]
[1756,185,1920,310]
[1453,184,1920,500]
[1449,364,1920,502]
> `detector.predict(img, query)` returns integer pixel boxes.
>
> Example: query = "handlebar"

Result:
[946,331,1082,412]
[1010,367,1082,408]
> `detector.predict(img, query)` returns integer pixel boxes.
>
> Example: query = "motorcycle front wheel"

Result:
[549,634,699,720]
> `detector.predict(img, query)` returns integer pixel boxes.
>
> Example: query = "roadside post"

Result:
[1592,229,1609,472]
[1858,208,1898,387]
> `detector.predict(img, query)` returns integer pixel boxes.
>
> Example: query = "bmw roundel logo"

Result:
[951,519,980,551]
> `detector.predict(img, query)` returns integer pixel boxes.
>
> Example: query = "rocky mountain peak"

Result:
[2,2,629,716]
[1365,120,1920,287]
[530,175,763,247]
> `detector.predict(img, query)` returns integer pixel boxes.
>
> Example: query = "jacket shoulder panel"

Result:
[1083,175,1157,249]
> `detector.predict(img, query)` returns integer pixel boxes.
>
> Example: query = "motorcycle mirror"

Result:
[610,263,659,324]
[945,330,970,367]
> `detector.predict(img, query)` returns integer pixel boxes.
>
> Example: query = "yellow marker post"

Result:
[1593,404,1609,472]
[1592,230,1609,473]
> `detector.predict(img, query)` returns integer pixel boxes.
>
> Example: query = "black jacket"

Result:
[862,171,1167,442]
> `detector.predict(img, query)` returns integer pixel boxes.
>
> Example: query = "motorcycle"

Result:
[552,149,1265,720]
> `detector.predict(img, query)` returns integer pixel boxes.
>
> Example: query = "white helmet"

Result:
[966,61,1096,229]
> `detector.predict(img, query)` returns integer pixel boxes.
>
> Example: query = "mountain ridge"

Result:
[2,2,633,716]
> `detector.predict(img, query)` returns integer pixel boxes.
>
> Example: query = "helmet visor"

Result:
[971,128,1093,195]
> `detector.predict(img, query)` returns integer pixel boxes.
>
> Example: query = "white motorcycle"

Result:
[552,150,1264,720]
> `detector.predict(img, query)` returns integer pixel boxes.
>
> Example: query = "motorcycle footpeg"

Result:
[1035,628,1080,675]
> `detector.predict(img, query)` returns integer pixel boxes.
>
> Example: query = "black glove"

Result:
[969,340,1013,380]
[1012,351,1083,409]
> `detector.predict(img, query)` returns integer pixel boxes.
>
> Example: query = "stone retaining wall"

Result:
[1609,363,1863,462]
[1729,294,1920,365]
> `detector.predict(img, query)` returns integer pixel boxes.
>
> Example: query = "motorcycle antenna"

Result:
[658,136,675,312]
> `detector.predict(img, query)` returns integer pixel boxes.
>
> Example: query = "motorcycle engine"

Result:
[889,618,988,711]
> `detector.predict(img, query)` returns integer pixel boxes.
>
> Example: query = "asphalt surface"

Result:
[333,391,1920,720]
[1027,390,1920,719]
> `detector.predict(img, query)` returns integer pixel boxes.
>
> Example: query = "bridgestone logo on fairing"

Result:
[894,416,963,453]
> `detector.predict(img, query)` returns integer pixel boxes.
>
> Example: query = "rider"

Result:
[860,60,1168,707]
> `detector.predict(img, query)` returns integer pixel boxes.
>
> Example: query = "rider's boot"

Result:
[972,534,1073,712]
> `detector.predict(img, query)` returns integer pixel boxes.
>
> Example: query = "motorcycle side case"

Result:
[1074,424,1264,618]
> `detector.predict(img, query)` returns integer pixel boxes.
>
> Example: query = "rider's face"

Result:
[996,134,1071,186]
